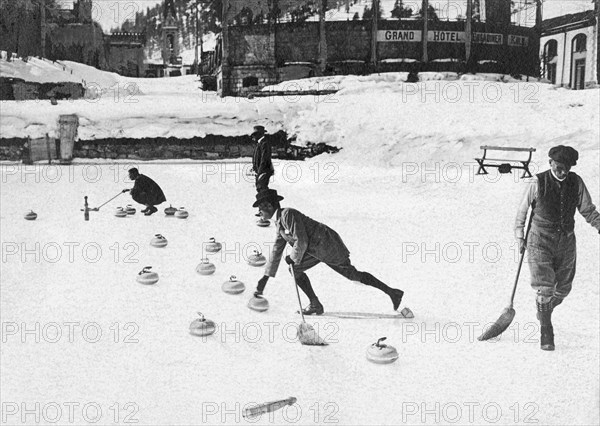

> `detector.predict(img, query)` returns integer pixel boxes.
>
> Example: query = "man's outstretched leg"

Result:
[359,272,404,311]
[330,261,404,311]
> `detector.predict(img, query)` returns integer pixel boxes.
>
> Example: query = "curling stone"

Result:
[256,217,270,227]
[24,210,37,220]
[136,266,159,285]
[205,237,222,254]
[189,312,216,337]
[222,275,245,294]
[164,205,177,216]
[175,207,189,219]
[125,204,136,215]
[248,295,269,312]
[247,250,267,267]
[366,337,398,364]
[196,258,215,275]
[150,234,168,248]
[114,207,128,218]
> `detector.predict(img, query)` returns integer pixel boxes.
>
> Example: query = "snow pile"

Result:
[0,55,84,84]
[1,63,598,175]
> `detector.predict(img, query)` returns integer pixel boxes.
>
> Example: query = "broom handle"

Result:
[509,203,535,305]
[290,266,306,322]
[96,191,124,210]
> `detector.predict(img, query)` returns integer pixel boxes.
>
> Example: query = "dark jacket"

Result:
[265,208,350,277]
[131,174,166,206]
[252,136,274,176]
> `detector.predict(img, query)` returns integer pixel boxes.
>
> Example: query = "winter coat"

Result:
[252,136,274,176]
[130,174,166,206]
[264,208,350,277]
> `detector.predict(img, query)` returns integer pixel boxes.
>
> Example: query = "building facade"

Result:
[540,8,599,89]
[216,0,541,97]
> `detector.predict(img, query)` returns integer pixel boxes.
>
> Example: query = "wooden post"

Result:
[318,0,327,74]
[221,0,230,96]
[422,0,428,63]
[40,0,46,58]
[371,0,379,66]
[199,4,203,75]
[465,0,472,62]
[195,1,199,74]
[535,0,543,77]
[596,0,600,84]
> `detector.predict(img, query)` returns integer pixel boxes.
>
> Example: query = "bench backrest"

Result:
[480,146,536,152]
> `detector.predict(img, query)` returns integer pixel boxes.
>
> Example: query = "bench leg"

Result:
[521,162,533,178]
[475,159,488,175]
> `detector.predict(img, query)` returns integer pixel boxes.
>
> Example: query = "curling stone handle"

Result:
[139,266,152,274]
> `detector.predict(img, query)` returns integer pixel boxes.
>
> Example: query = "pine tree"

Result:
[390,0,412,19]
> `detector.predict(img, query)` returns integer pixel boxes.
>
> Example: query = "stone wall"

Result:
[106,44,146,77]
[0,132,339,162]
[225,65,279,96]
[0,77,85,101]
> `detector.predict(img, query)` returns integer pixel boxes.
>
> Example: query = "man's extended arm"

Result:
[514,178,538,239]
[577,176,600,232]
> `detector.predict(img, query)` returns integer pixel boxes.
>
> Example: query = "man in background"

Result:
[123,168,166,216]
[251,125,274,192]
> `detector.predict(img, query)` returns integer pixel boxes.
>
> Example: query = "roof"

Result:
[541,10,596,35]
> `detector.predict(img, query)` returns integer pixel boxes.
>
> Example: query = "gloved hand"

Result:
[122,188,130,193]
[255,275,269,297]
[285,255,294,266]
[517,238,526,253]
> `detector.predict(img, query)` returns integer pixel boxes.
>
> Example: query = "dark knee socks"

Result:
[296,273,319,302]
[359,272,394,295]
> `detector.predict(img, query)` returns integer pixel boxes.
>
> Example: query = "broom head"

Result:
[297,322,328,346]
[478,306,516,341]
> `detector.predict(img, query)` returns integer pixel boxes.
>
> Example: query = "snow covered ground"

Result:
[1,65,599,425]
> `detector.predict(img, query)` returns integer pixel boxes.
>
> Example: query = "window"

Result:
[242,76,258,87]
[572,34,586,53]
[544,40,558,59]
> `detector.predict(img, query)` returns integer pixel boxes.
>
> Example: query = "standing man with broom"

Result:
[252,189,405,315]
[515,145,600,351]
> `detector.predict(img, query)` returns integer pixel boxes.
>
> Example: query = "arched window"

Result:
[544,39,557,59]
[572,34,586,53]
[543,39,558,84]
[570,34,587,89]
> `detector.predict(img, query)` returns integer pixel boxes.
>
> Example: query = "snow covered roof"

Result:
[541,10,596,35]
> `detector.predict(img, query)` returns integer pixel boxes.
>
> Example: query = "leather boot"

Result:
[537,300,555,351]
[295,273,323,315]
[300,301,324,316]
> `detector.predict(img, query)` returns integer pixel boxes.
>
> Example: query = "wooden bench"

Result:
[475,145,536,178]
